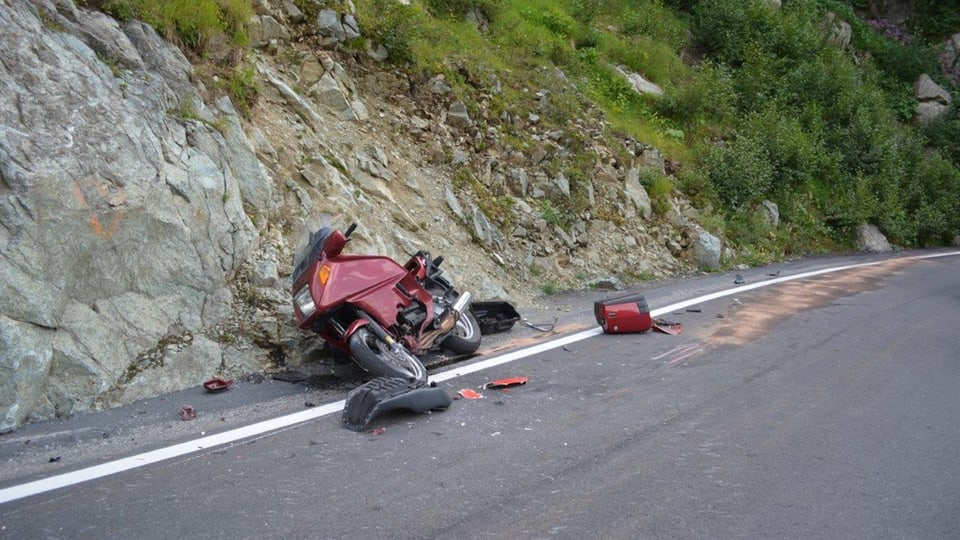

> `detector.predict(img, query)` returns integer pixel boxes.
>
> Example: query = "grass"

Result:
[90,0,960,260]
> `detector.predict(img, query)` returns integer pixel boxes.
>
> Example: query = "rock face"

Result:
[913,74,952,124]
[0,0,722,432]
[941,33,960,86]
[856,224,893,253]
[867,0,917,25]
[691,228,722,270]
[0,1,272,431]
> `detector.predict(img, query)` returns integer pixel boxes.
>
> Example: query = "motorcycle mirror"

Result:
[345,223,357,237]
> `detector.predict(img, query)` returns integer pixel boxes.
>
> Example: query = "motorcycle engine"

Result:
[397,304,427,334]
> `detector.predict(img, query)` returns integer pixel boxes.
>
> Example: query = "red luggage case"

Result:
[594,292,652,334]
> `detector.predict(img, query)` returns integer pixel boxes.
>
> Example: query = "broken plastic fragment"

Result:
[369,427,386,435]
[457,389,484,399]
[179,404,197,421]
[203,378,233,393]
[484,377,529,389]
[652,319,683,336]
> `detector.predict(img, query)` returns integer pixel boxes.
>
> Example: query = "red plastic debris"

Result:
[203,378,233,393]
[484,376,529,389]
[457,389,484,400]
[179,404,197,421]
[369,427,386,435]
[653,319,683,336]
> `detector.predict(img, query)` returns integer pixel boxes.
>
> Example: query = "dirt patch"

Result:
[703,259,912,347]
[476,322,594,355]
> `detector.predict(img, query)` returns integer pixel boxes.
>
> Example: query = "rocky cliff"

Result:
[1,0,737,432]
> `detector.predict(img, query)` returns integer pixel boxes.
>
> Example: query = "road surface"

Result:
[1,252,958,538]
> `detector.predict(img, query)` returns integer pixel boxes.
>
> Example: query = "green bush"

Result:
[354,2,427,65]
[909,0,960,45]
[539,199,573,229]
[569,0,605,27]
[647,173,674,217]
[691,0,822,67]
[702,134,773,209]
[225,64,259,117]
[921,111,960,166]
[902,151,960,245]
[425,0,501,19]
[620,2,687,51]
[655,61,737,131]
[539,5,577,38]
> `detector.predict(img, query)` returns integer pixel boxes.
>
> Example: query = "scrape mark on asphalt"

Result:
[705,258,912,347]
[480,322,591,355]
[652,343,705,365]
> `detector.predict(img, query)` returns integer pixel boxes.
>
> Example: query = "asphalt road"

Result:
[1,252,958,539]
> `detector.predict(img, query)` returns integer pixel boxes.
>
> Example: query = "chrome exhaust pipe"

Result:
[451,291,472,315]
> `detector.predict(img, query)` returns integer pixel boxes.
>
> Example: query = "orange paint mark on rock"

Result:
[74,181,125,240]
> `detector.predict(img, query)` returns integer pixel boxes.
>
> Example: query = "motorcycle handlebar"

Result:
[345,223,357,238]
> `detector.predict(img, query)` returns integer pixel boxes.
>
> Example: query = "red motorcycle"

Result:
[291,222,481,430]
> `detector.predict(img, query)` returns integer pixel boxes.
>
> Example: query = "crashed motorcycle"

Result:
[291,222,481,430]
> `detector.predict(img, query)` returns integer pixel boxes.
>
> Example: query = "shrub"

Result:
[425,0,501,20]
[691,0,822,67]
[902,151,960,245]
[702,134,773,209]
[620,2,687,52]
[655,61,737,130]
[354,2,426,65]
[539,199,572,228]
[648,174,673,217]
[921,110,960,166]
[226,64,259,117]
[909,0,960,45]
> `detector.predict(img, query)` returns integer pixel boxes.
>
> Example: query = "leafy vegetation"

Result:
[356,0,960,255]
[89,0,252,55]
[99,0,960,261]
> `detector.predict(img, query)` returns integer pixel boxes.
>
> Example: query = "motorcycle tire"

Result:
[348,327,426,382]
[440,310,482,354]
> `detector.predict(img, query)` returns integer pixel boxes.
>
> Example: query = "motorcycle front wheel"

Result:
[348,327,426,382]
[440,310,482,354]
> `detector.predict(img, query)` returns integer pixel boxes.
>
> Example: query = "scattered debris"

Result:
[457,389,484,400]
[595,292,652,334]
[562,345,575,352]
[179,404,197,421]
[369,427,386,435]
[522,317,558,332]
[768,270,781,277]
[48,456,61,463]
[203,378,233,393]
[734,274,745,284]
[652,318,684,336]
[686,307,702,313]
[484,376,528,389]
[342,378,451,432]
[471,301,522,334]
[305,401,316,408]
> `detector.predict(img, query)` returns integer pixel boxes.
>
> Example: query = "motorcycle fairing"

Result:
[342,376,452,432]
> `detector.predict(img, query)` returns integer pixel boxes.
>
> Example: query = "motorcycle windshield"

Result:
[292,227,330,285]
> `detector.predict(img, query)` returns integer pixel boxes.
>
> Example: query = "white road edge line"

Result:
[2,251,957,505]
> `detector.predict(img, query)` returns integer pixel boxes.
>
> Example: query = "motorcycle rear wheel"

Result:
[348,327,426,382]
[440,310,482,354]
